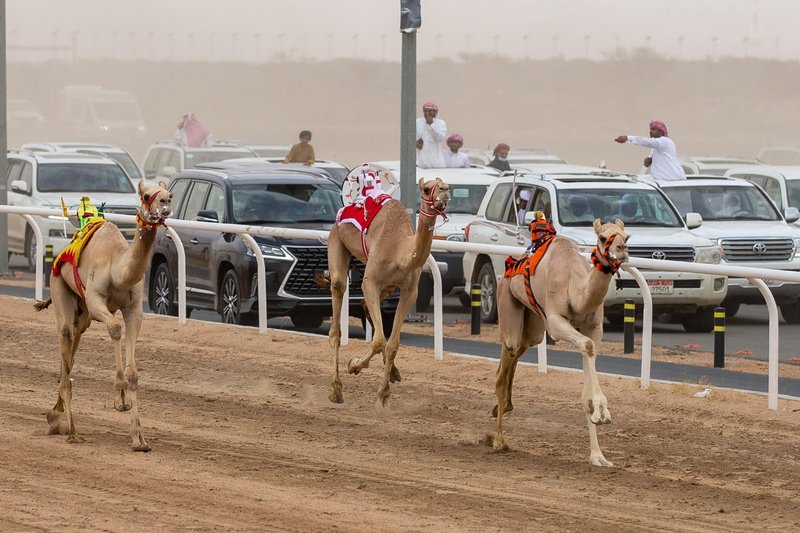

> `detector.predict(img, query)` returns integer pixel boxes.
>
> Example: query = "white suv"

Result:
[141,140,257,183]
[724,165,800,225]
[21,142,144,187]
[5,150,141,270]
[655,175,800,322]
[463,171,727,332]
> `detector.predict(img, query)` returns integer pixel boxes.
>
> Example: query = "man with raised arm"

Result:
[614,120,686,181]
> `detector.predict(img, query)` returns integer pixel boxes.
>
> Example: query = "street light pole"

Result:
[400,0,421,230]
[0,0,9,275]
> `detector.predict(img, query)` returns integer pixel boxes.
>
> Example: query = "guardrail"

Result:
[1,204,796,410]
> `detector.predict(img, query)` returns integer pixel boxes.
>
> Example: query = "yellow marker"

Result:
[60,197,69,217]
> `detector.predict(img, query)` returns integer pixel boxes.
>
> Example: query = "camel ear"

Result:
[418,177,425,191]
[137,179,145,197]
[158,180,168,189]
[593,218,602,234]
[615,218,625,229]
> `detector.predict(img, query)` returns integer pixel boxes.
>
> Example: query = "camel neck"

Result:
[404,211,436,271]
[112,224,158,289]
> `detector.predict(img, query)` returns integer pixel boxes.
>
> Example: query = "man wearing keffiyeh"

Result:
[614,120,686,182]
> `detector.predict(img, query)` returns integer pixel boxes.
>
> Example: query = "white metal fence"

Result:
[2,205,798,410]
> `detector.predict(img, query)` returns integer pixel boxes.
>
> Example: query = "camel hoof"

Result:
[492,436,509,452]
[590,403,612,425]
[115,403,132,412]
[347,357,362,375]
[132,443,151,453]
[490,402,513,418]
[389,365,401,383]
[67,434,85,444]
[329,391,344,404]
[590,454,614,467]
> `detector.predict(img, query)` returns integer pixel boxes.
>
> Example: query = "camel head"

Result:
[137,180,173,227]
[591,218,629,273]
[417,177,451,220]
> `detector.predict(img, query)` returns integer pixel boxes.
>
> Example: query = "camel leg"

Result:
[326,227,350,404]
[375,281,417,407]
[121,304,150,452]
[347,279,386,376]
[493,308,544,418]
[548,315,613,466]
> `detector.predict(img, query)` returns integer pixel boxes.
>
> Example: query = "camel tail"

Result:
[33,299,52,311]
[314,271,332,290]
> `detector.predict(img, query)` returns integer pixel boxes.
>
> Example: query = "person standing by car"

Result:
[416,101,447,168]
[284,130,316,166]
[174,112,213,147]
[487,143,511,172]
[442,133,470,168]
[614,120,686,181]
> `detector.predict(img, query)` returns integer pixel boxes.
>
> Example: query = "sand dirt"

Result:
[1,294,799,531]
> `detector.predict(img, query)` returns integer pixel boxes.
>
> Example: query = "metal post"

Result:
[714,306,725,368]
[44,244,53,287]
[623,298,635,354]
[0,1,9,275]
[470,283,481,335]
[400,27,417,231]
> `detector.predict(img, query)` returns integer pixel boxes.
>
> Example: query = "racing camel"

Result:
[34,180,172,451]
[493,218,629,466]
[325,174,450,406]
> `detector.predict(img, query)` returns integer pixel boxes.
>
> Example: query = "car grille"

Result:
[628,246,696,262]
[616,279,701,289]
[282,245,365,297]
[720,238,794,262]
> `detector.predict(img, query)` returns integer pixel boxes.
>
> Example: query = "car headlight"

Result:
[793,238,800,260]
[696,245,723,264]
[246,244,287,259]
[446,233,465,242]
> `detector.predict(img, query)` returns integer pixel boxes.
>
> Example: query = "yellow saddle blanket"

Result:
[52,219,106,299]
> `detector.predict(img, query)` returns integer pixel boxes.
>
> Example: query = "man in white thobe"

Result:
[416,101,447,169]
[614,120,686,182]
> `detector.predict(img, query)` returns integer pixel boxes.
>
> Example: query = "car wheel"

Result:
[723,302,740,318]
[291,313,325,330]
[458,291,472,308]
[220,269,243,324]
[681,307,714,333]
[150,263,178,316]
[478,262,498,323]
[780,302,800,324]
[416,275,433,312]
[605,313,625,331]
[24,229,37,273]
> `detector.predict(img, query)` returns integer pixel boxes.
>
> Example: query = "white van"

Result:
[57,85,146,142]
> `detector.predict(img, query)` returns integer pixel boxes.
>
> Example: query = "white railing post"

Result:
[537,339,547,373]
[425,254,444,360]
[623,265,654,388]
[21,214,44,301]
[165,226,187,325]
[240,234,267,334]
[748,278,780,410]
[340,270,349,346]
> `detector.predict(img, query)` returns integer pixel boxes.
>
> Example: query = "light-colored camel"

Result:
[34,180,172,451]
[492,218,629,466]
[326,177,450,406]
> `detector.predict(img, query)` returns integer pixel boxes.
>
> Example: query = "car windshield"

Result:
[233,182,343,224]
[185,151,253,169]
[662,185,780,221]
[444,184,488,214]
[103,153,142,181]
[318,166,348,185]
[556,188,683,227]
[37,163,136,193]
[787,181,800,210]
[91,101,141,122]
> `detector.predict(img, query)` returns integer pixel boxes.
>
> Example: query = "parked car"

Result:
[756,146,800,166]
[147,163,398,330]
[363,161,501,310]
[463,148,568,168]
[21,142,144,187]
[234,143,292,158]
[463,171,727,332]
[724,165,800,222]
[230,156,351,185]
[654,175,800,322]
[141,140,258,183]
[8,99,44,132]
[56,85,146,142]
[640,156,758,177]
[5,150,140,270]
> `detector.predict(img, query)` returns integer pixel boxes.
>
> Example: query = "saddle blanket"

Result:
[53,219,106,278]
[336,193,393,233]
[503,236,555,279]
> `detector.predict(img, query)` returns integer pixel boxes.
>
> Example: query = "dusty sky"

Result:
[12,0,800,62]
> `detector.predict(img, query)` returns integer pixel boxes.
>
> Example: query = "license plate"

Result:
[647,279,674,294]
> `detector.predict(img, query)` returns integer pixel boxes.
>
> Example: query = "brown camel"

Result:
[34,180,172,451]
[492,218,629,466]
[326,177,450,406]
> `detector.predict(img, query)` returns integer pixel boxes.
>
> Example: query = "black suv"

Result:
[147,165,397,330]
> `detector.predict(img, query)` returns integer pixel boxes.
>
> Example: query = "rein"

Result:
[591,232,623,275]
[418,181,449,231]
[136,191,167,230]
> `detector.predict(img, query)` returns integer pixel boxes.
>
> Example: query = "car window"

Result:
[103,153,142,181]
[485,183,511,222]
[786,181,800,211]
[19,162,33,191]
[162,150,181,172]
[232,183,342,224]
[6,160,23,184]
[204,184,226,222]
[557,188,683,227]
[730,173,783,210]
[446,184,489,215]
[506,186,533,225]
[143,149,160,173]
[167,179,190,218]
[37,163,136,193]
[181,181,211,221]
[532,188,551,219]
[663,185,780,221]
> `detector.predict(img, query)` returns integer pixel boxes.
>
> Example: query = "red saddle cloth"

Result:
[336,193,393,233]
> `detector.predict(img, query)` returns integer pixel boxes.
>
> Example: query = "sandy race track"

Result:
[1,294,799,532]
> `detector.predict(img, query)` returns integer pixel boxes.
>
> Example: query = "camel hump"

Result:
[33,299,52,311]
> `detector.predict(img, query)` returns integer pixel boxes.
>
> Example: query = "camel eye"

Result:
[143,194,151,203]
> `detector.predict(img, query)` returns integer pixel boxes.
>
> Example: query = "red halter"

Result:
[136,190,167,230]
[591,232,623,275]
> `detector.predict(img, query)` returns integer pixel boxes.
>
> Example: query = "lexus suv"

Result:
[5,150,140,270]
[654,175,800,323]
[147,163,397,330]
[463,171,728,332]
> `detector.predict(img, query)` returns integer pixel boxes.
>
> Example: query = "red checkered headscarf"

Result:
[649,120,668,136]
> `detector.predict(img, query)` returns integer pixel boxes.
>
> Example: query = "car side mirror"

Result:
[196,209,219,223]
[10,179,29,194]
[161,165,177,176]
[685,212,703,229]
[784,207,800,224]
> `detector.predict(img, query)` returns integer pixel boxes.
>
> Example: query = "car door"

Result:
[179,180,213,306]
[190,183,226,298]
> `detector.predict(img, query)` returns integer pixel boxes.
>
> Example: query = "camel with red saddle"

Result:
[34,180,172,451]
[325,175,450,406]
[493,217,629,466]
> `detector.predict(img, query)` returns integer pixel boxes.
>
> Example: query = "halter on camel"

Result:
[417,179,449,231]
[590,230,623,275]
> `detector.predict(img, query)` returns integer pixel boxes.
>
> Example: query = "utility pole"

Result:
[0,0,8,275]
[400,0,420,230]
